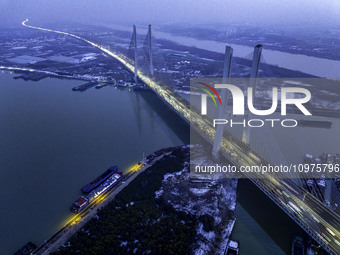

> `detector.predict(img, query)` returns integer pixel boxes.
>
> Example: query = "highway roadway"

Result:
[22,19,340,255]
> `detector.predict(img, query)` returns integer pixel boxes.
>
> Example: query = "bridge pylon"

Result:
[242,44,262,144]
[132,25,138,83]
[148,25,154,76]
[212,46,233,160]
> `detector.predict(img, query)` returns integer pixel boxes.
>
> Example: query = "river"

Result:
[2,65,339,254]
[1,70,305,255]
[232,179,306,255]
[0,71,188,254]
[107,23,340,78]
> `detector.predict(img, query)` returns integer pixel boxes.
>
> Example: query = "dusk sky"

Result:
[2,0,340,28]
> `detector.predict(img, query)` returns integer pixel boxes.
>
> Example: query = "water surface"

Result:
[0,72,188,254]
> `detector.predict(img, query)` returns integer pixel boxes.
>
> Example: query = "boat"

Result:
[81,165,118,193]
[298,120,332,128]
[14,241,37,255]
[86,172,123,203]
[71,172,123,213]
[70,196,89,213]
[72,81,99,92]
[225,240,239,255]
[95,83,110,89]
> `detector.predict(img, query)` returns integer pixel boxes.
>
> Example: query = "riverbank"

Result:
[49,145,238,255]
[50,146,194,254]
[33,149,172,255]
[102,23,340,77]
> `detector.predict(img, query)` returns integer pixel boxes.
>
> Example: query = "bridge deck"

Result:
[22,20,340,255]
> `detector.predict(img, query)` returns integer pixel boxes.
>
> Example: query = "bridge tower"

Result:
[148,25,154,76]
[242,44,263,144]
[133,25,138,83]
[212,46,233,160]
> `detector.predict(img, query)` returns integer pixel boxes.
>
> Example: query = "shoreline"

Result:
[33,145,238,255]
[31,150,172,255]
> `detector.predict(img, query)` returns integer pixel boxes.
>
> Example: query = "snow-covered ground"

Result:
[155,145,238,254]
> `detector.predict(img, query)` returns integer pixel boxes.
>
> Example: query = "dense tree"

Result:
[52,148,197,255]
[198,215,215,232]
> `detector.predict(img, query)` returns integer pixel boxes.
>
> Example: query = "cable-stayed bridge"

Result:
[22,19,340,255]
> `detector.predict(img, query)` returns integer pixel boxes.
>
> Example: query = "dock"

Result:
[30,152,171,255]
[72,81,99,92]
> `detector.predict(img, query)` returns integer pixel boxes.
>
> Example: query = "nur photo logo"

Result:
[195,78,313,128]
